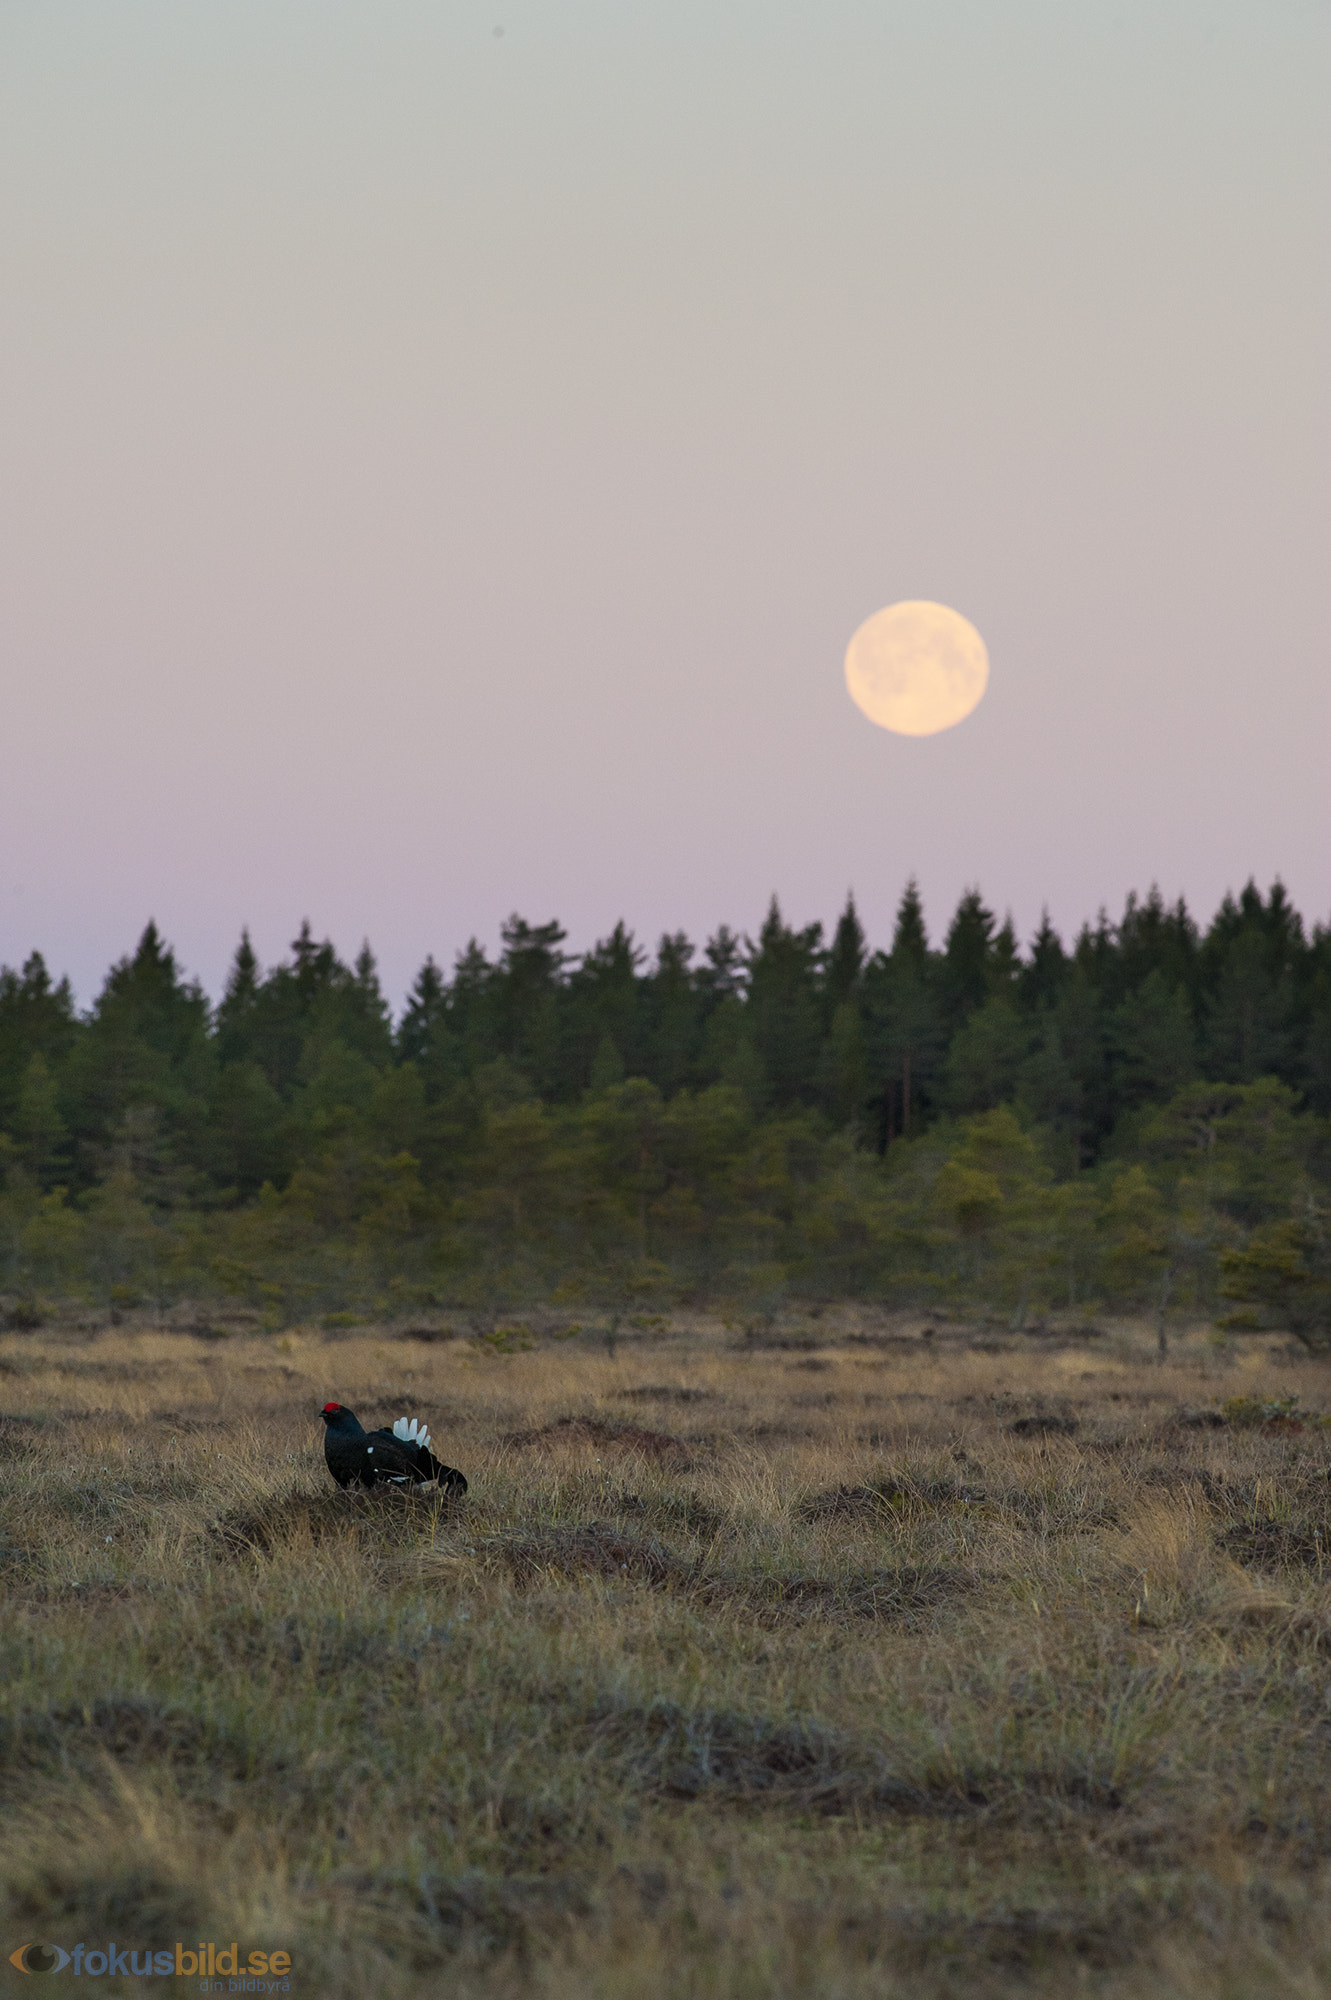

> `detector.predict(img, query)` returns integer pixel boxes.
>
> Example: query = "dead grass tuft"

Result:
[615,1384,715,1404]
[488,1522,683,1587]
[595,1699,938,1816]
[799,1476,986,1521]
[210,1481,459,1558]
[503,1414,695,1466]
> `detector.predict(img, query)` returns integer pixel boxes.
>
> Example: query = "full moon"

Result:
[844,600,989,736]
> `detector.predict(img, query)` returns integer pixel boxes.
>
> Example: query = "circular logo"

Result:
[9,1944,71,1974]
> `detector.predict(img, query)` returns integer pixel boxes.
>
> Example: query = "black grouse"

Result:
[320,1403,467,1495]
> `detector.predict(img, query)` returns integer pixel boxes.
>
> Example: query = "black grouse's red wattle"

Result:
[320,1403,467,1495]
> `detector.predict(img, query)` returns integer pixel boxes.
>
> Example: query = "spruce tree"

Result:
[697,926,746,1004]
[0,951,77,1124]
[448,939,495,1062]
[397,957,447,1066]
[824,893,866,1014]
[564,923,645,1095]
[644,933,698,1097]
[215,931,261,1066]
[891,879,929,965]
[494,915,568,1088]
[940,889,996,1031]
[1019,911,1067,1013]
[13,1053,68,1186]
[863,881,940,1143]
[1111,970,1197,1109]
[744,898,824,1109]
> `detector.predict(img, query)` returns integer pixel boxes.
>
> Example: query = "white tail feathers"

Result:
[393,1416,433,1453]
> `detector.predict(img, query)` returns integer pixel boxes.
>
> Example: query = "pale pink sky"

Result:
[1,2,1327,1001]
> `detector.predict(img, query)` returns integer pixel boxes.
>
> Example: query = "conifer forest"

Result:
[1,880,1328,1341]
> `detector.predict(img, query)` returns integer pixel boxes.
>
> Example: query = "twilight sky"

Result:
[1,0,1327,1004]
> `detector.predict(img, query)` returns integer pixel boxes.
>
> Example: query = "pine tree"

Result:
[1220,1195,1331,1352]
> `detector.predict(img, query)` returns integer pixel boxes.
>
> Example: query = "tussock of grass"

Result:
[503,1414,695,1467]
[3,1313,1331,1994]
[482,1523,683,1588]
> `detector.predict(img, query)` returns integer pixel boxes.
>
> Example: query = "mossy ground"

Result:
[2,1306,1331,1996]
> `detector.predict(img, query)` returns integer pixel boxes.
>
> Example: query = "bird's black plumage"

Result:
[320,1403,467,1495]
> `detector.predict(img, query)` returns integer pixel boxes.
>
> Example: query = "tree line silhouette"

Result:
[0,880,1327,1335]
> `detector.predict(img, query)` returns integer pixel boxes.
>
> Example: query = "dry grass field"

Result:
[3,1306,1331,1997]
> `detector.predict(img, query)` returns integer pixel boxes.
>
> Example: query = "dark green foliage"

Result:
[1111,886,1199,1007]
[11,1055,68,1187]
[824,893,866,1014]
[1111,971,1196,1109]
[643,932,699,1098]
[744,899,824,1110]
[941,997,1028,1115]
[1,879,1329,1315]
[1019,909,1068,1012]
[0,952,77,1125]
[1220,1194,1331,1351]
[562,922,646,1097]
[939,889,999,1032]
